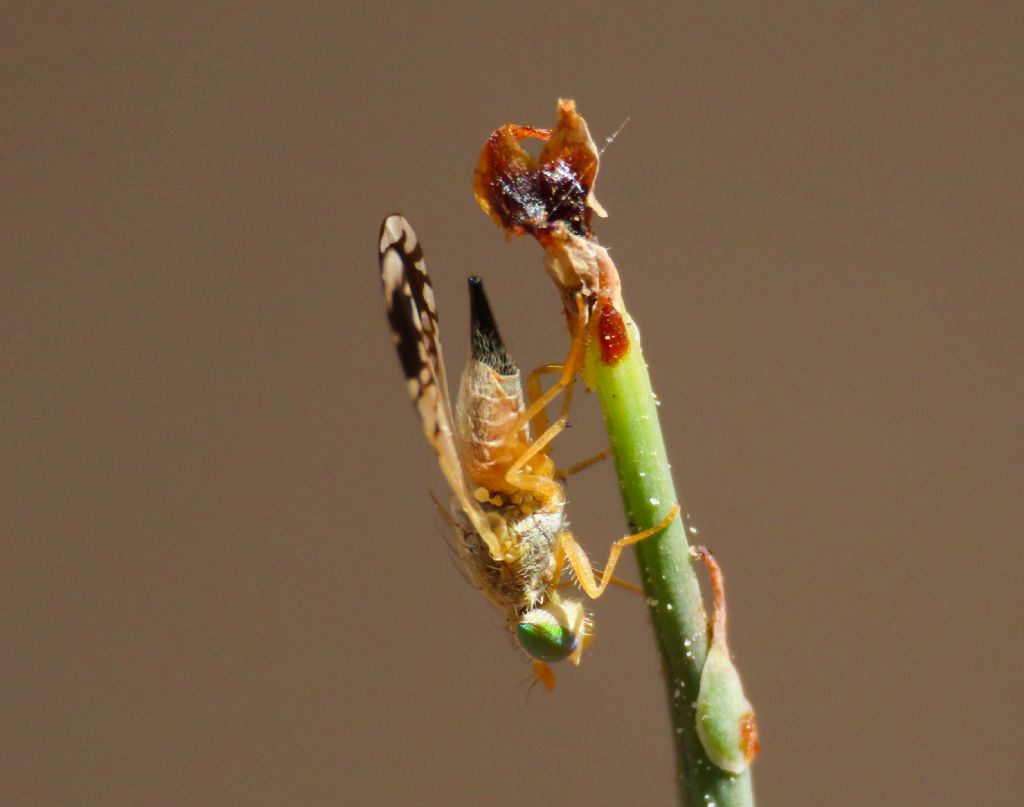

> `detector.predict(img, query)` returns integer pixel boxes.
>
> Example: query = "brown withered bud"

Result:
[473,99,607,239]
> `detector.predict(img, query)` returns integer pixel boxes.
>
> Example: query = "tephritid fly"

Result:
[378,214,676,689]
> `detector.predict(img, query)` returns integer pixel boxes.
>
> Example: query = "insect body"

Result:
[378,214,675,688]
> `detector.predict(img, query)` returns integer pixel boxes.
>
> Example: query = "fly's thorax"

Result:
[455,358,529,483]
[471,485,565,560]
[505,501,564,561]
[498,497,565,611]
[450,491,565,617]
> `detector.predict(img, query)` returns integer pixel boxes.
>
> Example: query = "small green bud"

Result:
[690,546,760,774]
[696,644,759,774]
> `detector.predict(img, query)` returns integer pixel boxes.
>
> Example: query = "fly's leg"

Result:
[555,448,612,480]
[505,296,590,498]
[527,360,607,480]
[510,294,589,441]
[555,572,643,595]
[556,505,680,599]
[525,363,561,443]
[549,540,641,594]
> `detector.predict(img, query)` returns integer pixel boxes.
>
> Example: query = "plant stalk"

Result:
[584,311,755,806]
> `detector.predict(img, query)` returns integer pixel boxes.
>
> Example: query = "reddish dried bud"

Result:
[473,99,605,239]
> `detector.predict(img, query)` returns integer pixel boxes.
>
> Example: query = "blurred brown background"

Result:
[4,4,1021,805]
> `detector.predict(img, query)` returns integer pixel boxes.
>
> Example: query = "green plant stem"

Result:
[584,312,755,807]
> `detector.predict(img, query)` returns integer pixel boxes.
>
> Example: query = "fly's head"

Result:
[516,598,591,668]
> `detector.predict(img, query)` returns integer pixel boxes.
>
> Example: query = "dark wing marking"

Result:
[378,214,500,558]
[379,215,448,441]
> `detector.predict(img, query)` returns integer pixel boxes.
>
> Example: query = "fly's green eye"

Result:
[517,602,586,664]
[517,619,579,663]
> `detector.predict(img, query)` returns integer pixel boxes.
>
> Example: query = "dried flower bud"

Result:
[473,98,606,239]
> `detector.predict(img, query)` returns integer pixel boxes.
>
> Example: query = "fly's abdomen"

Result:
[455,360,529,489]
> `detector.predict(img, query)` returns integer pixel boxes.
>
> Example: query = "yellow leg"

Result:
[555,448,612,480]
[557,505,681,600]
[504,372,578,501]
[551,543,640,594]
[607,577,645,596]
[556,572,643,595]
[504,301,595,500]
[509,295,588,440]
[525,363,562,441]
[505,380,576,497]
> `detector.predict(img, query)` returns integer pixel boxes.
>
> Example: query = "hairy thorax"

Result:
[454,495,565,619]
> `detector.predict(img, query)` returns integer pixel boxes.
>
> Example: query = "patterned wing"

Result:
[378,214,500,558]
